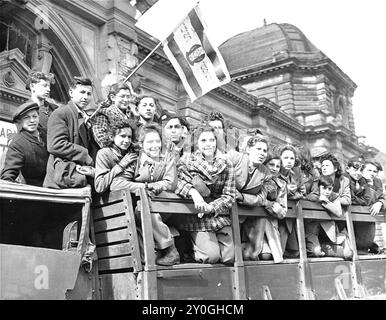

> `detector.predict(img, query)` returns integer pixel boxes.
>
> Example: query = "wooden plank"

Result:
[99,273,138,300]
[302,210,346,221]
[93,214,128,233]
[0,193,87,204]
[95,228,130,246]
[344,207,365,298]
[351,214,386,223]
[147,201,197,214]
[230,203,246,300]
[139,188,158,300]
[121,190,143,272]
[96,242,133,259]
[351,205,381,214]
[92,189,126,207]
[92,201,126,221]
[295,201,315,300]
[98,256,133,272]
[237,205,297,218]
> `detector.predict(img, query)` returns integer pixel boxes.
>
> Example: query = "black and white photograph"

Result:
[1,0,386,304]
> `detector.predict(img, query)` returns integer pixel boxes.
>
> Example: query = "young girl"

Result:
[307,153,352,258]
[176,125,236,264]
[94,121,138,193]
[95,123,179,266]
[278,144,305,258]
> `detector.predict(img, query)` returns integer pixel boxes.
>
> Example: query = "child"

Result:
[43,77,95,189]
[344,157,371,206]
[25,71,59,137]
[1,101,48,186]
[228,136,284,262]
[355,160,385,254]
[95,123,179,266]
[92,82,137,149]
[176,125,236,264]
[278,144,305,258]
[94,122,138,193]
[306,175,352,259]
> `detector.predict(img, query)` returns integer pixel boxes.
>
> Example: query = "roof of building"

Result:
[219,23,327,77]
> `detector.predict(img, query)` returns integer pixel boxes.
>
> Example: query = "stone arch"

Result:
[0,0,99,104]
[335,95,349,128]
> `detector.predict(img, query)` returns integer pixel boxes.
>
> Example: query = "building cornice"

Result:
[232,57,357,94]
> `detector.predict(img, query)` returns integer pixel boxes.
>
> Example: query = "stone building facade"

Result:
[0,0,376,161]
[0,0,385,246]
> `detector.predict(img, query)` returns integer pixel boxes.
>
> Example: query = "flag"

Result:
[162,6,231,102]
[135,0,159,15]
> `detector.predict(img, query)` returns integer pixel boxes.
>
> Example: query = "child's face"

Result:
[137,97,156,121]
[69,84,92,109]
[320,185,333,198]
[280,150,295,170]
[19,109,39,133]
[112,89,132,111]
[321,160,336,176]
[362,163,378,181]
[346,166,362,181]
[266,159,281,175]
[247,141,268,165]
[164,118,183,143]
[142,131,162,158]
[30,79,51,100]
[197,131,217,158]
[113,127,132,151]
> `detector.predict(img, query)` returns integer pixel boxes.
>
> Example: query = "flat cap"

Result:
[13,101,39,121]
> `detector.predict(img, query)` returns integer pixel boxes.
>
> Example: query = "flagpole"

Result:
[87,41,163,122]
[122,40,163,84]
[87,1,200,122]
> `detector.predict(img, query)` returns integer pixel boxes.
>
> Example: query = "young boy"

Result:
[344,157,371,206]
[26,71,59,137]
[355,160,385,253]
[161,111,191,160]
[1,101,48,186]
[43,77,95,189]
[305,175,343,257]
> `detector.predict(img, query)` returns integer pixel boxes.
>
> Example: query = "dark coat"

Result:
[43,101,93,188]
[0,130,48,187]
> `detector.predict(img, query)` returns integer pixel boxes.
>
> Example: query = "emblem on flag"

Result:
[163,6,231,101]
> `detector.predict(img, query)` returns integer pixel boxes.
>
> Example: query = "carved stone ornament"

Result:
[3,70,16,87]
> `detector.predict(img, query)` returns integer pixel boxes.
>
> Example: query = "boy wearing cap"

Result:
[1,102,49,186]
[43,77,95,189]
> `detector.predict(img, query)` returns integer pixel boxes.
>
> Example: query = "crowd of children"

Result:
[1,71,385,265]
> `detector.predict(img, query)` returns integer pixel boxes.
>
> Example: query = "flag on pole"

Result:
[162,6,231,102]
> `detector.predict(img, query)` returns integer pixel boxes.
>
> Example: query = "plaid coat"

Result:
[91,104,137,148]
[175,151,236,232]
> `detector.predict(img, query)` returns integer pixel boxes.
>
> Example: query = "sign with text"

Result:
[0,120,17,171]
